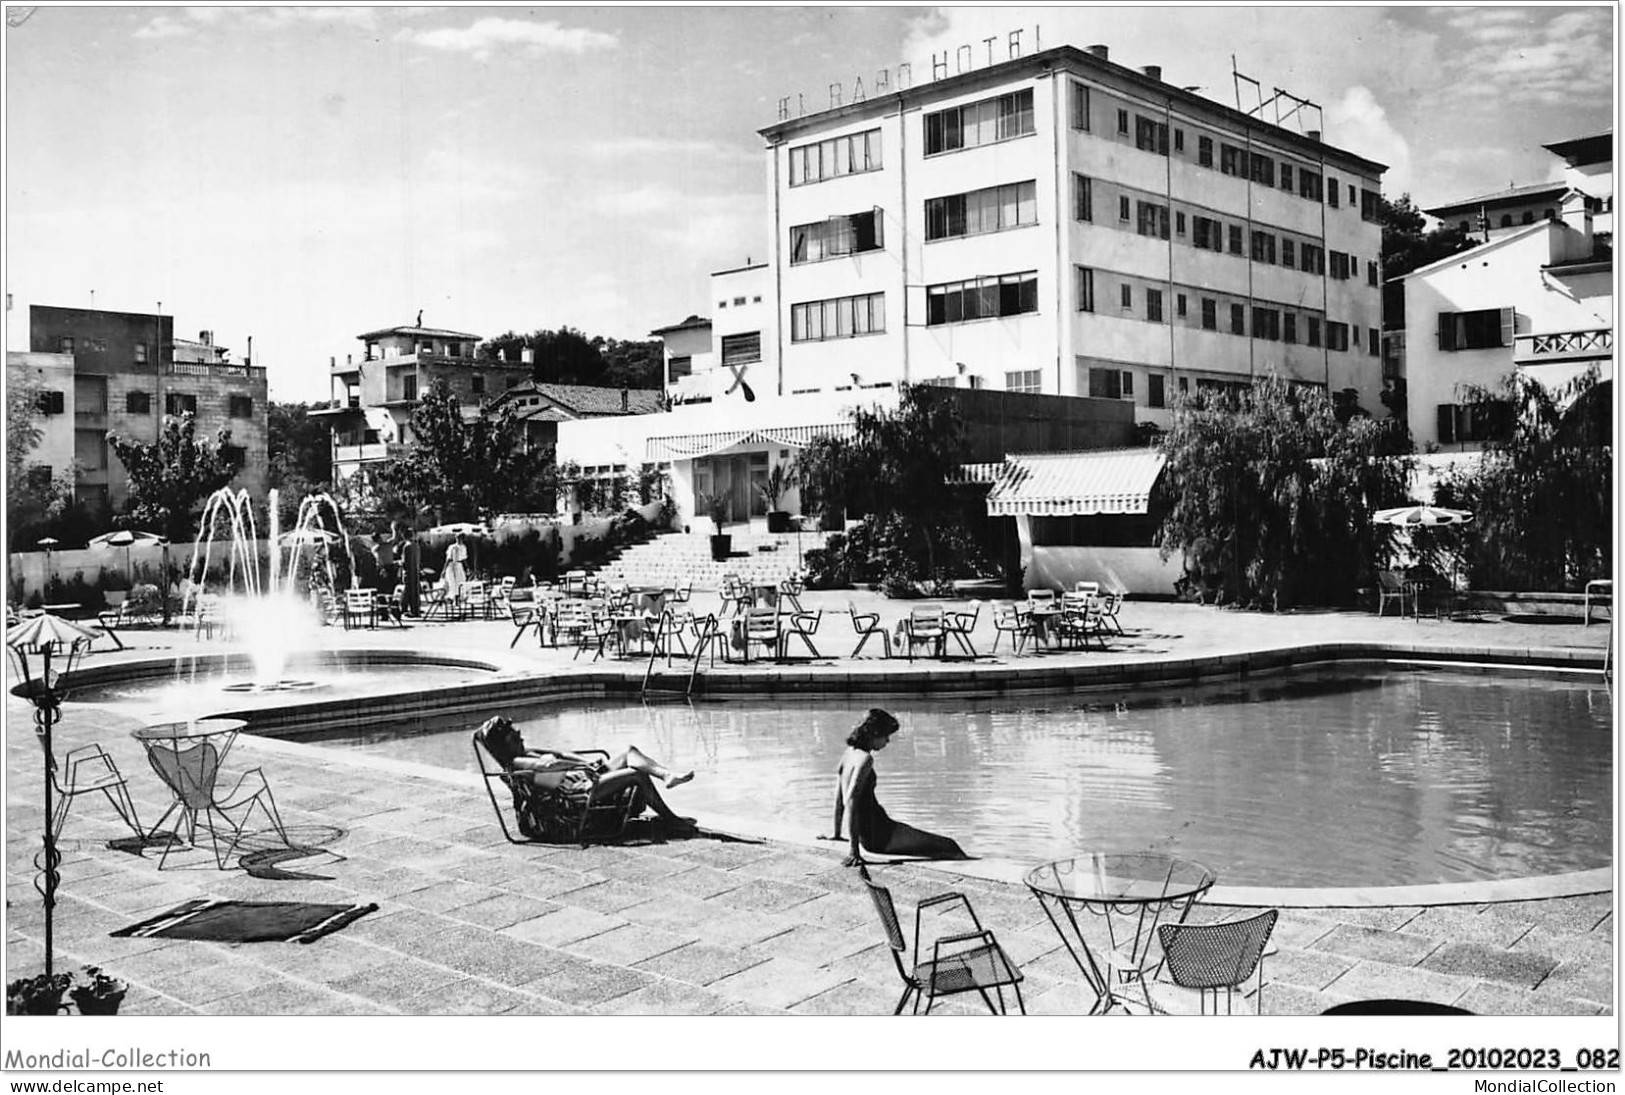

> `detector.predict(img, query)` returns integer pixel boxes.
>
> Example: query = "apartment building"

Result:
[1401,134,1613,451]
[316,322,531,483]
[758,42,1387,427]
[25,305,268,511]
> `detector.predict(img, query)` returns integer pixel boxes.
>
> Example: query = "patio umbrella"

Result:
[7,611,100,651]
[88,529,168,588]
[278,527,341,546]
[1372,504,1474,528]
[426,522,492,537]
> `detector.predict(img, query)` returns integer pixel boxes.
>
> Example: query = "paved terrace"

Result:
[4,592,1614,1017]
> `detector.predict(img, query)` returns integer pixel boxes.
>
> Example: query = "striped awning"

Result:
[985,449,1167,517]
[646,422,853,462]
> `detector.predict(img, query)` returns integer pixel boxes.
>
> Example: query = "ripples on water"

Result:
[312,665,1613,888]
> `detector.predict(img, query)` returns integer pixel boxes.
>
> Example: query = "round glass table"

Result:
[1026,852,1218,1015]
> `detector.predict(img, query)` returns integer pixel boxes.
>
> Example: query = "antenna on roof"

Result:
[1232,56,1323,135]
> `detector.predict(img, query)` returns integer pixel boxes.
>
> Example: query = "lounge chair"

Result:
[471,727,640,846]
[859,864,1025,1015]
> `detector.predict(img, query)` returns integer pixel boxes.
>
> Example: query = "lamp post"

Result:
[6,614,98,976]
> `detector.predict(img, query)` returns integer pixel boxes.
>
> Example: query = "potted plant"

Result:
[7,972,72,1015]
[756,463,798,534]
[68,966,128,1015]
[702,493,731,561]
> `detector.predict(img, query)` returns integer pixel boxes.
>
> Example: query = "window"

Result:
[134,342,148,364]
[732,297,747,307]
[1146,288,1164,323]
[1230,303,1246,335]
[1220,143,1243,176]
[470,375,485,395]
[1179,376,1189,394]
[1544,207,1557,221]
[1116,108,1129,134]
[1437,307,1512,350]
[1174,129,1185,153]
[1198,135,1213,167]
[1227,224,1243,255]
[1368,327,1380,356]
[1437,401,1513,444]
[925,182,1035,241]
[1307,317,1321,347]
[1521,210,1534,225]
[1118,195,1131,222]
[1283,312,1297,344]
[1073,174,1093,222]
[1281,238,1295,268]
[1076,266,1096,313]
[721,331,763,364]
[1070,81,1091,130]
[1176,293,1187,318]
[1499,214,1513,228]
[164,393,197,416]
[1326,321,1350,351]
[1134,115,1169,155]
[1136,200,1169,239]
[1251,306,1280,341]
[925,89,1035,154]
[924,272,1037,326]
[1201,298,1217,330]
[1300,243,1324,275]
[1250,229,1276,264]
[1299,169,1323,202]
[1348,183,1356,206]
[1329,251,1351,280]
[790,293,886,342]
[1088,367,1134,400]
[1279,163,1294,192]
[1120,284,1133,310]
[220,443,246,469]
[1148,373,1166,408]
[789,127,882,185]
[126,391,151,414]
[402,375,417,401]
[1192,215,1223,251]
[791,209,884,260]
[57,336,75,354]
[1327,177,1340,207]
[1005,369,1042,394]
[1249,152,1274,186]
[228,394,253,417]
[668,355,693,379]
[1175,211,1186,236]
[1361,188,1381,222]
[1367,262,1379,287]
[36,390,65,415]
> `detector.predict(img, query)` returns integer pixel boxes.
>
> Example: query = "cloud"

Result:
[581,136,758,166]
[1325,86,1413,193]
[135,6,378,38]
[396,17,618,62]
[133,15,195,40]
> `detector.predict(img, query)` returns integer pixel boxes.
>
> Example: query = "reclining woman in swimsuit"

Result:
[479,716,696,830]
[821,708,968,866]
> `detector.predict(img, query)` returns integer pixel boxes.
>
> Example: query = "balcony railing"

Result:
[333,442,395,465]
[1514,327,1613,366]
[165,361,267,381]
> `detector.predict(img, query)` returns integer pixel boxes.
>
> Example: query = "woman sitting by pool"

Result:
[822,708,968,867]
[478,716,696,831]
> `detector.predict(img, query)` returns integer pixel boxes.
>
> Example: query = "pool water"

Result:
[308,665,1613,889]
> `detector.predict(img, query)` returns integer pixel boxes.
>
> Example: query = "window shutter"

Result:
[1436,404,1457,444]
[1499,307,1515,348]
[1437,311,1457,351]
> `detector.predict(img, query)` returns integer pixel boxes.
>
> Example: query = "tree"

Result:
[106,413,245,541]
[374,377,556,523]
[1438,368,1611,591]
[479,328,664,388]
[267,401,334,526]
[1156,376,1413,609]
[1380,193,1476,281]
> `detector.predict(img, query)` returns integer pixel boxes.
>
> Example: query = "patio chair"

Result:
[90,606,128,651]
[1097,590,1126,635]
[143,740,290,870]
[1150,909,1279,1015]
[507,590,543,648]
[421,584,455,622]
[858,864,1025,1015]
[778,574,806,613]
[471,728,640,847]
[644,609,691,664]
[848,600,891,658]
[572,609,616,662]
[461,580,495,620]
[738,605,782,662]
[50,744,143,842]
[688,612,727,668]
[342,587,377,630]
[780,609,823,658]
[990,601,1034,655]
[669,579,693,607]
[903,607,947,661]
[1026,589,1058,612]
[943,600,982,657]
[1055,595,1106,650]
[1375,571,1411,617]
[1074,581,1101,597]
[552,599,592,649]
[718,574,750,617]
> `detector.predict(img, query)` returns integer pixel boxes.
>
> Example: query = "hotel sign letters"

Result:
[778,25,1042,121]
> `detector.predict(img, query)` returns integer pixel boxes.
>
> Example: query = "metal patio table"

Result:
[1026,852,1217,1015]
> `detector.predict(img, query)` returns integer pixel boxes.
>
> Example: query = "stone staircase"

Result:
[593,528,835,592]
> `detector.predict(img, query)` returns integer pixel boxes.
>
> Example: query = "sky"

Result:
[4,4,1614,403]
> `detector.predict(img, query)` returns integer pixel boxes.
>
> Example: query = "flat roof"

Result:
[357,325,482,341]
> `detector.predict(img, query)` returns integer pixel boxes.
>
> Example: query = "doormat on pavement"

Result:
[112,898,379,944]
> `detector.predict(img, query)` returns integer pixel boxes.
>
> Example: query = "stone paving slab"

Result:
[5,598,1612,1019]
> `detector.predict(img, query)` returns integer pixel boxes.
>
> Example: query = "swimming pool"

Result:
[308,663,1613,889]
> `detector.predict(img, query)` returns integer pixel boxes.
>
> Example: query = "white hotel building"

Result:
[560,41,1389,532]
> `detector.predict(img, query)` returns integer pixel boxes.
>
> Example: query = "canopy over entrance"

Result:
[985,449,1167,517]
